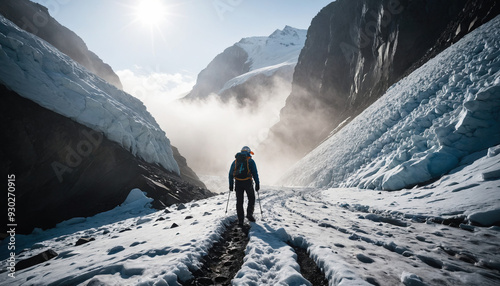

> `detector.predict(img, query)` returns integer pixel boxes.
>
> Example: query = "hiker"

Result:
[229,146,260,226]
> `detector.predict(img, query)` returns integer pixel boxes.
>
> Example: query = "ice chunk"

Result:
[468,208,500,226]
[401,272,426,286]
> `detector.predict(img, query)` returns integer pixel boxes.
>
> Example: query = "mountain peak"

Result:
[269,25,302,40]
[235,26,306,71]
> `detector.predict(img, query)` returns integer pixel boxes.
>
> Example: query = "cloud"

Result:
[117,67,195,104]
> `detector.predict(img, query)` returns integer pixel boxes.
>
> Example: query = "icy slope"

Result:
[281,15,500,190]
[220,25,306,93]
[0,15,179,174]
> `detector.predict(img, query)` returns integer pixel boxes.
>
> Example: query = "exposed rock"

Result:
[107,246,125,255]
[183,220,249,286]
[0,85,213,235]
[16,249,58,271]
[259,0,500,171]
[171,146,206,189]
[183,44,249,100]
[0,0,123,89]
[75,237,95,246]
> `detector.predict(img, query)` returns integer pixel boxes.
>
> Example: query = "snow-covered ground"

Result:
[1,162,499,285]
[280,14,500,191]
[0,15,179,174]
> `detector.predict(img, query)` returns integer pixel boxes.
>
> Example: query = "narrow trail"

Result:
[182,220,250,285]
[288,242,329,286]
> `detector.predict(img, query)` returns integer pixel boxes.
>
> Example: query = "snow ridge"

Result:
[281,15,500,190]
[0,15,180,174]
[237,25,306,71]
[219,26,306,93]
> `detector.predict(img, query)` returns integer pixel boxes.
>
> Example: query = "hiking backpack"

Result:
[233,153,251,180]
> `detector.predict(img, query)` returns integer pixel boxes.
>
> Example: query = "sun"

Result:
[135,0,167,27]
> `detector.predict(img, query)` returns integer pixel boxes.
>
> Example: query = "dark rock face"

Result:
[259,0,500,168]
[15,249,58,271]
[171,146,206,189]
[0,85,212,235]
[184,45,249,100]
[0,0,123,89]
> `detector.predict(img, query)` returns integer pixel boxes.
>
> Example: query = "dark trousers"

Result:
[235,180,255,222]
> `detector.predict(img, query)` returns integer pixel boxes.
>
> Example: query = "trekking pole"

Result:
[225,190,231,214]
[257,191,263,219]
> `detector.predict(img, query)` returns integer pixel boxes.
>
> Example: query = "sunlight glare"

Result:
[135,0,167,27]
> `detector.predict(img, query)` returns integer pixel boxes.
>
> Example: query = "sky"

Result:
[31,0,333,80]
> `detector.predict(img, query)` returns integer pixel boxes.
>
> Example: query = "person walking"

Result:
[229,146,260,226]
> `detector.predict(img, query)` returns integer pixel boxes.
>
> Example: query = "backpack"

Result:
[233,153,252,180]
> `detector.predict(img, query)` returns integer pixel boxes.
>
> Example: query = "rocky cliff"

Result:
[0,0,123,89]
[1,85,211,235]
[184,44,250,101]
[259,0,500,171]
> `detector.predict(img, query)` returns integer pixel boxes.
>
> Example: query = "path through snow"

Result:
[1,186,499,285]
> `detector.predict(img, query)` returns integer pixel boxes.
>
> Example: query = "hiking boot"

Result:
[238,220,244,227]
[246,215,255,222]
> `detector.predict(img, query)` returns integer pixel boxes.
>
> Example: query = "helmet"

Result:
[241,146,254,155]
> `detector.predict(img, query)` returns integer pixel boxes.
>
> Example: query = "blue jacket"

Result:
[229,152,259,189]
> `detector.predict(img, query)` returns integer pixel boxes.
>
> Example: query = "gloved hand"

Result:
[255,183,260,192]
[229,185,234,192]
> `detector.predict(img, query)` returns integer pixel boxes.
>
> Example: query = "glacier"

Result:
[280,14,500,191]
[0,15,180,174]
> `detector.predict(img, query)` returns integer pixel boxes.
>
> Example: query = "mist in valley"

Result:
[120,69,296,189]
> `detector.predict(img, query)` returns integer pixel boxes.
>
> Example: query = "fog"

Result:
[119,68,292,186]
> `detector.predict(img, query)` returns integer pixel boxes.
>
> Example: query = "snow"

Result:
[0,189,232,285]
[236,26,306,72]
[0,15,179,174]
[219,26,306,93]
[2,175,499,285]
[280,14,500,191]
[233,224,312,286]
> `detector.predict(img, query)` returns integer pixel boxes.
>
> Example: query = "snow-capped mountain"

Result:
[184,26,306,104]
[219,25,306,94]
